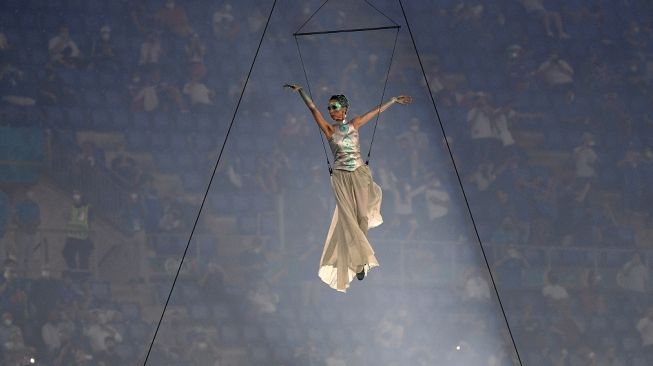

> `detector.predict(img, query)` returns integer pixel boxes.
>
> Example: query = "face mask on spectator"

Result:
[3,319,12,326]
[101,32,110,41]
[166,1,175,8]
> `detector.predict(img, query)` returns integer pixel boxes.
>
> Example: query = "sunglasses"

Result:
[327,102,343,111]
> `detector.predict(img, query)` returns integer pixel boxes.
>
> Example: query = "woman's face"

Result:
[327,99,347,121]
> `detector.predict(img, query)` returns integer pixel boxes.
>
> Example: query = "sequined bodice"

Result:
[328,121,364,171]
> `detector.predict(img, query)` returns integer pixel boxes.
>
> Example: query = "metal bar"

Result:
[294,25,400,36]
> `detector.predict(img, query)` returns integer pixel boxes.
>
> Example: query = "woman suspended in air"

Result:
[284,83,411,292]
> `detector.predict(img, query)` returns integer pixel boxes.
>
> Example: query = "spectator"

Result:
[182,74,215,110]
[572,132,598,198]
[124,191,145,233]
[110,150,143,188]
[48,24,82,68]
[41,310,64,361]
[636,306,653,359]
[38,64,77,105]
[90,25,121,73]
[542,269,569,310]
[494,246,528,290]
[536,50,574,87]
[462,267,491,303]
[12,190,41,276]
[83,311,123,353]
[198,262,226,302]
[616,252,649,312]
[578,268,606,316]
[155,0,192,37]
[96,336,124,365]
[158,201,184,232]
[422,175,451,225]
[212,3,238,40]
[61,190,93,271]
[518,0,569,38]
[0,61,36,107]
[247,279,279,315]
[185,32,206,80]
[0,31,9,52]
[396,117,429,180]
[131,68,187,112]
[138,31,163,66]
[0,189,8,261]
[596,345,625,366]
[0,311,30,365]
[464,92,502,161]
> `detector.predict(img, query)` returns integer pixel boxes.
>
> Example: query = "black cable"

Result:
[140,1,278,364]
[294,25,399,36]
[295,0,331,34]
[294,35,333,175]
[396,1,524,364]
[365,26,399,166]
[363,0,399,26]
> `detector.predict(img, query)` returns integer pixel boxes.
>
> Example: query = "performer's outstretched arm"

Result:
[284,83,334,139]
[351,95,412,129]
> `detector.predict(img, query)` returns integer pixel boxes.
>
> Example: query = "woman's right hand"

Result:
[283,83,302,91]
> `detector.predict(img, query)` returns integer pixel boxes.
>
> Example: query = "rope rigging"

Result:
[293,0,401,175]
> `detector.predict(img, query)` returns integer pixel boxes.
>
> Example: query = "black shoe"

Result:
[356,267,365,281]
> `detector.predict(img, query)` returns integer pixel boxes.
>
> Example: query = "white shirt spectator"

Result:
[538,56,574,85]
[492,112,516,146]
[139,38,162,65]
[464,275,491,301]
[183,81,213,105]
[467,107,495,139]
[134,86,159,111]
[542,283,569,300]
[48,33,80,60]
[573,144,598,178]
[617,259,649,293]
[41,322,62,353]
[636,315,653,347]
[84,321,123,352]
[424,180,450,220]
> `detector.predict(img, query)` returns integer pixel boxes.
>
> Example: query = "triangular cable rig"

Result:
[296,0,399,36]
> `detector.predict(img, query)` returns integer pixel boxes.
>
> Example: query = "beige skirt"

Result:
[318,164,383,292]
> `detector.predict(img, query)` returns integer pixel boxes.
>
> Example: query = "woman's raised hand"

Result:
[283,83,302,91]
[394,95,412,105]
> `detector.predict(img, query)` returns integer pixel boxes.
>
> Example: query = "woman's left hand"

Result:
[394,95,412,105]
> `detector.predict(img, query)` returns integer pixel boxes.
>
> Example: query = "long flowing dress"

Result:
[318,119,383,292]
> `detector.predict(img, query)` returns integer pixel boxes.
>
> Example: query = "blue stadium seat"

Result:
[132,112,151,131]
[182,172,204,192]
[90,280,111,301]
[169,134,187,151]
[188,303,210,320]
[128,321,149,341]
[150,132,169,151]
[126,130,150,151]
[67,107,87,129]
[111,107,130,130]
[119,302,141,321]
[211,195,233,213]
[152,110,175,131]
[238,216,258,235]
[91,109,112,130]
[260,214,277,235]
[220,324,242,345]
[242,325,261,342]
[84,90,104,108]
